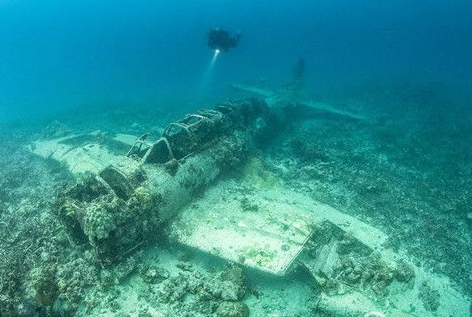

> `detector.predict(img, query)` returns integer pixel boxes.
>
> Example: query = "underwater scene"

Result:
[0,0,471,316]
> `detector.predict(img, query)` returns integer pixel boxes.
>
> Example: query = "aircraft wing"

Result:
[231,83,276,98]
[231,83,366,120]
[168,178,387,276]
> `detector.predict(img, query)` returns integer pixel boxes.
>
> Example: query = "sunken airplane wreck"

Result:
[29,92,470,316]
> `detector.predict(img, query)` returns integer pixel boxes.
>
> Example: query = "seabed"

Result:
[0,82,471,317]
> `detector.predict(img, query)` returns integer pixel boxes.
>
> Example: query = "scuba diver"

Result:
[207,28,241,52]
[291,57,306,98]
[292,58,306,82]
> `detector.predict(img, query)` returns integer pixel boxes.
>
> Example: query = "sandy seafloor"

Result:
[0,81,471,316]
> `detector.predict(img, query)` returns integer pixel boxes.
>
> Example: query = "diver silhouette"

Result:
[207,28,241,52]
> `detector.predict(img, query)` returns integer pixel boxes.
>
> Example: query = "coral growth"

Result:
[83,194,121,241]
[153,263,248,317]
[31,267,58,307]
[216,301,250,317]
[418,281,440,312]
[241,157,279,189]
[328,251,414,297]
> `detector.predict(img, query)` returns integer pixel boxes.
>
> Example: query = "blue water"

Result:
[1,0,471,124]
